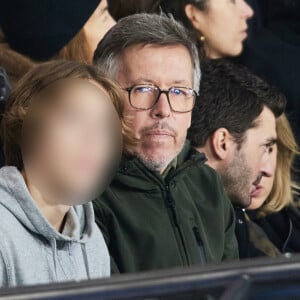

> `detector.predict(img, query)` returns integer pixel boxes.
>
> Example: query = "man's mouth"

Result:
[144,130,173,137]
[241,27,248,39]
[250,184,263,197]
[139,122,177,140]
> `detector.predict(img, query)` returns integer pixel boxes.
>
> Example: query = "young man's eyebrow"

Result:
[264,137,277,145]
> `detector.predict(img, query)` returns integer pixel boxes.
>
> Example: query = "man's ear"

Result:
[185,4,205,32]
[211,128,234,160]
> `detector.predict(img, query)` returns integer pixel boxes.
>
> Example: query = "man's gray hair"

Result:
[93,13,201,92]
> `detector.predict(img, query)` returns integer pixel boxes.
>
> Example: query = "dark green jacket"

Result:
[93,142,238,273]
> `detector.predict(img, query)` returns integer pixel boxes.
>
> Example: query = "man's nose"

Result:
[261,154,275,178]
[241,0,254,20]
[150,93,171,119]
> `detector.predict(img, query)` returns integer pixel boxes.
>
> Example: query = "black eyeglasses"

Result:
[123,84,197,113]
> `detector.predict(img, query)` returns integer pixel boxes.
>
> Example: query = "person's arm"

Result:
[110,256,120,274]
[223,201,239,260]
[216,176,239,260]
[0,249,9,287]
[93,197,120,274]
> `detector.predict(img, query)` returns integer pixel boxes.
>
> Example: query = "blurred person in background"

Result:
[159,0,253,59]
[239,0,300,183]
[186,59,299,259]
[93,14,238,274]
[0,60,125,287]
[0,0,115,85]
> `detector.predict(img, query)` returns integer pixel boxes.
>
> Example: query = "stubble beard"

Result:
[135,140,185,173]
[220,149,252,208]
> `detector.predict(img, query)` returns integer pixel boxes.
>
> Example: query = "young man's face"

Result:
[116,44,194,173]
[220,106,277,208]
[22,79,121,204]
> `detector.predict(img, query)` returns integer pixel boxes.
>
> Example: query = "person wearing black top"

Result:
[239,0,300,182]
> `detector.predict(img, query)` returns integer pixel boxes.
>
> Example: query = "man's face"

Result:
[23,79,121,204]
[116,44,194,172]
[220,107,277,208]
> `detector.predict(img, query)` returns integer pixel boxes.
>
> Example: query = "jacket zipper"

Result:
[192,226,206,264]
[165,183,191,265]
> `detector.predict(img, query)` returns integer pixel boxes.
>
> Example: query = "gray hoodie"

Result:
[0,166,110,288]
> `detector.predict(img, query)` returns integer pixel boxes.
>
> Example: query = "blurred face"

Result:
[83,0,116,58]
[116,44,194,173]
[186,0,253,58]
[220,107,277,208]
[22,79,122,205]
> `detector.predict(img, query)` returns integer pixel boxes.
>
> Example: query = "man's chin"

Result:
[133,141,185,172]
[141,137,173,149]
[139,144,174,159]
[230,194,252,209]
[244,196,252,209]
[135,150,175,172]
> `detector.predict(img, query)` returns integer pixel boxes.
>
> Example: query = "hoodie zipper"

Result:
[165,183,191,265]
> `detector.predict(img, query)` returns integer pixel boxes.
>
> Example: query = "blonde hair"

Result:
[58,29,92,63]
[258,114,300,216]
[1,60,134,170]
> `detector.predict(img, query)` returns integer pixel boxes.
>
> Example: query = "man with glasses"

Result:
[124,84,196,113]
[93,13,238,274]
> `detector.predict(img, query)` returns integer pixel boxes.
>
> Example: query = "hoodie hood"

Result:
[0,166,94,243]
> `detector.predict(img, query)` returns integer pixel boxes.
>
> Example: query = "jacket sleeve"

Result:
[217,175,239,260]
[93,197,120,274]
[93,198,110,245]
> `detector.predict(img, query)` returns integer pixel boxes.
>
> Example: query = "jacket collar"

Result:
[115,141,207,189]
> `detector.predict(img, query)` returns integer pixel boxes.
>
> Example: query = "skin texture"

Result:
[83,0,116,60]
[116,44,194,173]
[22,79,121,230]
[185,0,254,58]
[198,107,277,208]
[247,146,277,210]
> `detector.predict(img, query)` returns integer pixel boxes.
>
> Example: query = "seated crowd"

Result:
[0,0,299,289]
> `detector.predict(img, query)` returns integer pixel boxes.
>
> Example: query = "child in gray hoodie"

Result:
[0,60,124,288]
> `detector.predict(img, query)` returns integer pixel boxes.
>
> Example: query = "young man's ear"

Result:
[185,4,205,32]
[211,128,235,160]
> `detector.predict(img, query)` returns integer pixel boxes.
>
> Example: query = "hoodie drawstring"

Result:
[81,244,91,279]
[51,238,58,280]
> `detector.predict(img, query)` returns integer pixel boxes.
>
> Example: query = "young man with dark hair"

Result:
[187,59,286,256]
[188,59,286,208]
[0,60,125,287]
